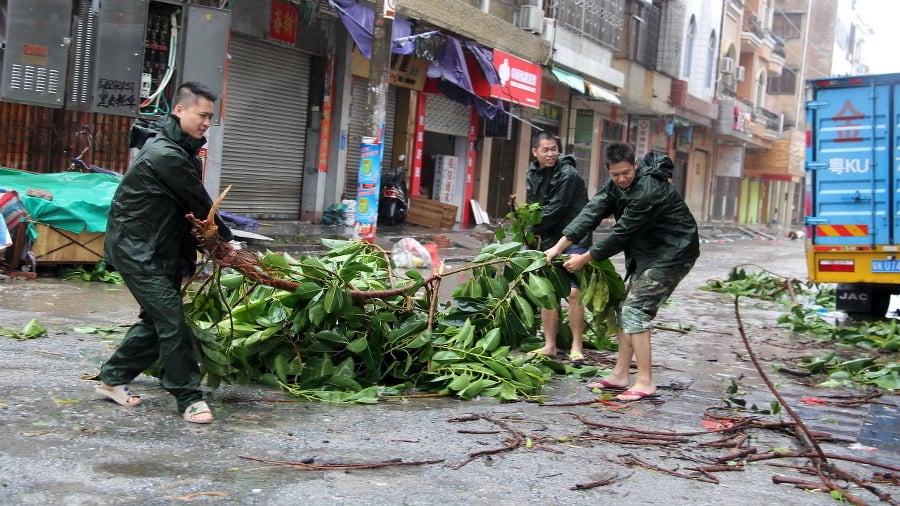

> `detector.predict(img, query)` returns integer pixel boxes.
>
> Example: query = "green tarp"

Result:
[0,168,121,233]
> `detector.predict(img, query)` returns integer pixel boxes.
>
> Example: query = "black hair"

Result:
[531,131,561,150]
[604,142,636,168]
[173,82,218,106]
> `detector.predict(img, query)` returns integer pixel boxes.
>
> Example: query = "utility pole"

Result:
[354,0,394,242]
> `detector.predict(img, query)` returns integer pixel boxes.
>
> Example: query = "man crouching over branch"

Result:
[545,142,700,402]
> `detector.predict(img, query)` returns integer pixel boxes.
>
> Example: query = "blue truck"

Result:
[805,73,900,316]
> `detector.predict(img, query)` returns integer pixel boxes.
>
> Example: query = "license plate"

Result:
[871,260,900,272]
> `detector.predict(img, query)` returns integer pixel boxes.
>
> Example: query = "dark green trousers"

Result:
[99,274,202,413]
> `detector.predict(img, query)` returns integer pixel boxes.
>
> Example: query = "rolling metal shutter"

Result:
[424,93,470,136]
[344,77,397,198]
[220,34,309,218]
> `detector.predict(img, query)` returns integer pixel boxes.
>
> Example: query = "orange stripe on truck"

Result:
[816,224,868,237]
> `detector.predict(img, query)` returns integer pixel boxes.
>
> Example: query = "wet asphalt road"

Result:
[0,237,897,505]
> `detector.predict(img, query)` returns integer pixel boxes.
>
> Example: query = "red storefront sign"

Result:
[270,1,297,45]
[410,92,427,196]
[490,49,541,109]
[317,55,336,173]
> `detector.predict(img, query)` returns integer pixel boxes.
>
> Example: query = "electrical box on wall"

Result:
[0,0,72,108]
[67,0,151,115]
[1,0,229,118]
[179,4,230,102]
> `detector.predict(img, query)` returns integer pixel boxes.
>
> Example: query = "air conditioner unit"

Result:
[542,17,556,43]
[735,65,746,82]
[720,56,734,74]
[518,5,543,33]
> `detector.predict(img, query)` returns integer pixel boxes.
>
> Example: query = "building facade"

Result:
[3,0,876,232]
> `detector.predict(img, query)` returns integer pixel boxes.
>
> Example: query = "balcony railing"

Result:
[554,0,624,51]
[746,13,764,38]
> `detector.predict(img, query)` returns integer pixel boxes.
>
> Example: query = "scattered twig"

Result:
[571,471,633,490]
[238,455,443,471]
[448,414,527,469]
[609,454,718,484]
[714,447,757,463]
[653,324,690,334]
[747,451,900,473]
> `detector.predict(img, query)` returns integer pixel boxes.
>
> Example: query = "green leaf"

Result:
[447,373,471,391]
[23,319,47,339]
[347,336,369,354]
[431,350,464,362]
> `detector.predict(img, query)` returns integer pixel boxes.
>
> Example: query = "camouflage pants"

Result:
[618,261,695,334]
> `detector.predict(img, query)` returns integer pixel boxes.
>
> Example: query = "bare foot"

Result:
[526,346,558,358]
[585,377,628,390]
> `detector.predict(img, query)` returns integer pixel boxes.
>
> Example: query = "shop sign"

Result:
[270,1,297,45]
[635,119,651,158]
[490,49,541,109]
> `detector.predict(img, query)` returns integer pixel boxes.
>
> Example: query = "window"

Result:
[767,67,798,95]
[756,70,768,108]
[683,16,696,77]
[772,12,802,40]
[624,0,660,68]
[706,31,716,88]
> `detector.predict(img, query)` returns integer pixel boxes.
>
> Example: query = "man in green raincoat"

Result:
[94,82,233,424]
[545,142,699,402]
[525,131,590,366]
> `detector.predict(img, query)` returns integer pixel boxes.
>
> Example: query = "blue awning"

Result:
[551,68,585,94]
[551,67,621,105]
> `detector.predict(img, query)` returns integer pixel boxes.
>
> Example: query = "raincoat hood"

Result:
[638,151,675,182]
[128,115,206,152]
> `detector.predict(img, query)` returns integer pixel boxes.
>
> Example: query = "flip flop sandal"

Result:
[568,353,586,367]
[616,390,659,402]
[585,379,627,391]
[183,400,214,424]
[95,383,142,407]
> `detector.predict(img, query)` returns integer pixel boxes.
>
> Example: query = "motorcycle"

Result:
[378,154,409,226]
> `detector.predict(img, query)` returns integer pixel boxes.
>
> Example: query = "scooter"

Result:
[378,155,409,226]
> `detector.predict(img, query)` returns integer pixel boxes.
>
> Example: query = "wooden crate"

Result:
[30,223,104,264]
[407,196,457,229]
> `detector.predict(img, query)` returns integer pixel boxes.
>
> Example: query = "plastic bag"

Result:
[391,237,431,268]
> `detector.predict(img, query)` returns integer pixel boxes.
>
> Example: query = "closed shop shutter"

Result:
[220,34,309,218]
[424,94,470,137]
[344,77,397,198]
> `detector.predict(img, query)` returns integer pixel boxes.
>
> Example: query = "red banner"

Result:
[317,55,335,173]
[490,49,541,109]
[462,108,477,225]
[410,92,426,196]
[270,1,297,44]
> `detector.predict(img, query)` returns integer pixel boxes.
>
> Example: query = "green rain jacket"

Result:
[562,152,700,278]
[525,154,590,251]
[105,115,232,277]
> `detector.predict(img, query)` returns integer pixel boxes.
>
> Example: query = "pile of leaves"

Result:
[702,265,899,390]
[62,260,123,284]
[186,239,624,403]
[0,318,47,340]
